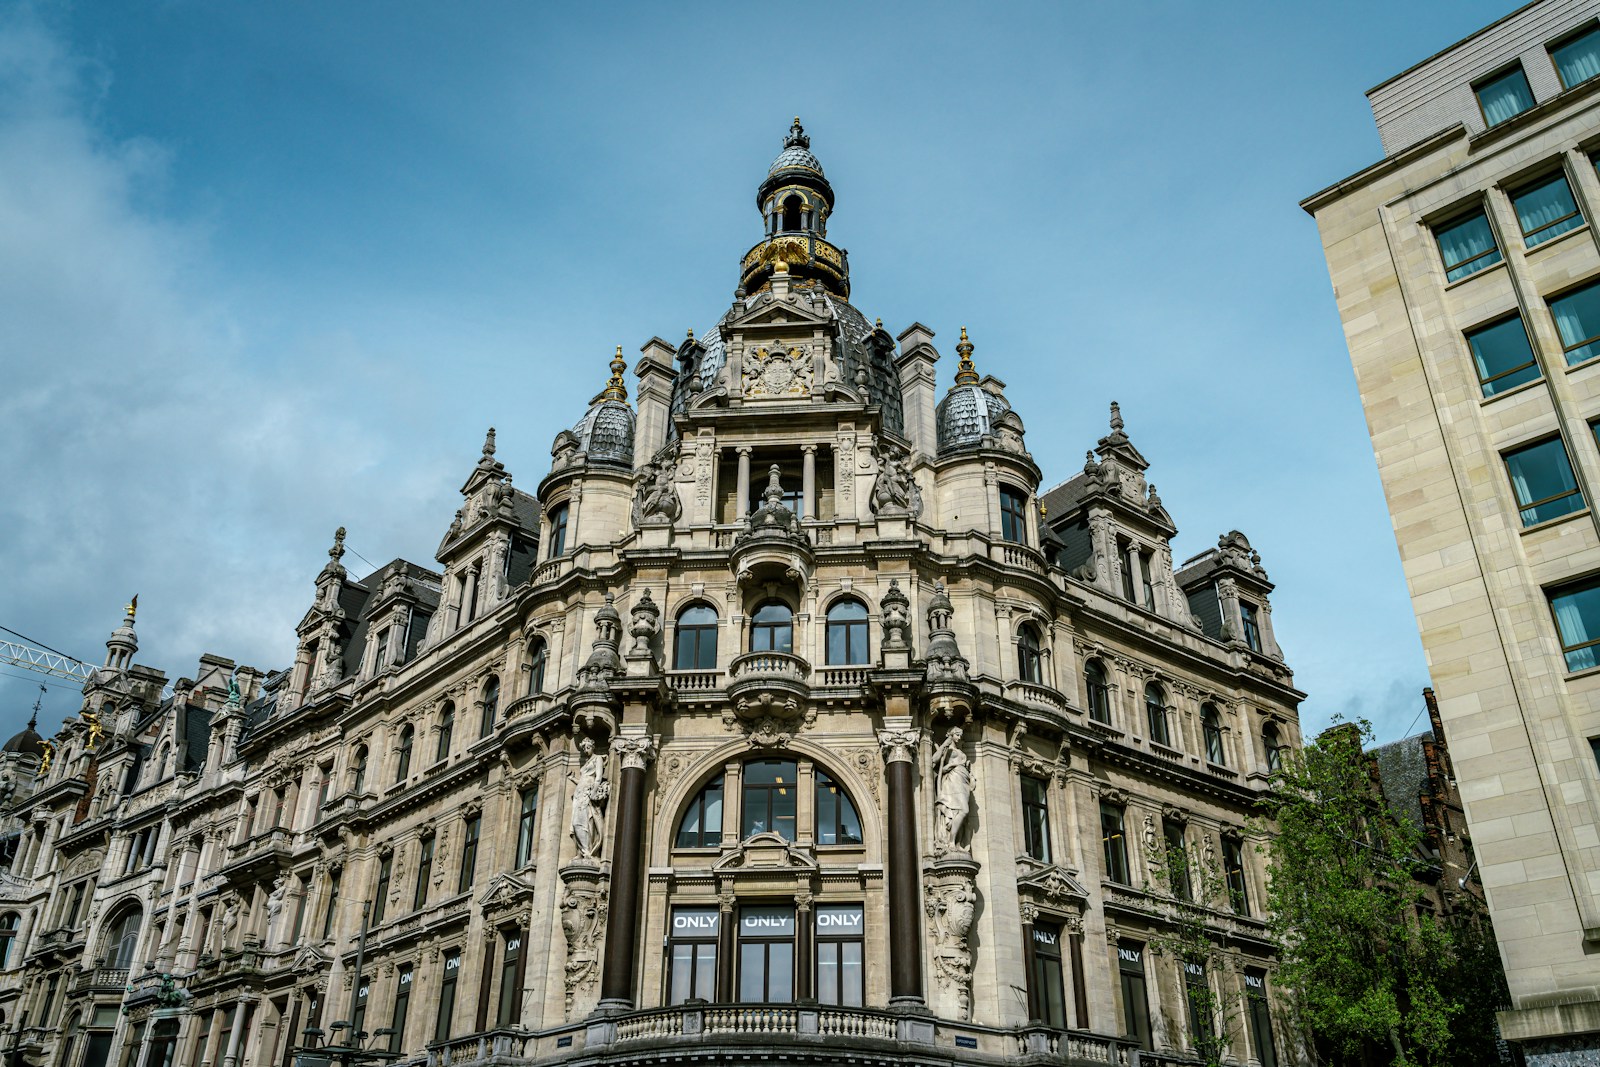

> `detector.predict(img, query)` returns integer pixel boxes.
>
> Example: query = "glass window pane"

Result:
[1466,315,1541,393]
[1436,212,1502,281]
[1514,174,1584,246]
[817,943,838,1004]
[1552,580,1600,671]
[670,943,694,1004]
[1552,283,1600,365]
[1505,438,1583,525]
[827,625,847,664]
[816,784,837,845]
[703,785,722,838]
[1553,26,1600,87]
[842,941,864,1006]
[768,942,794,1001]
[695,945,717,1001]
[773,782,797,840]
[738,944,765,1001]
[1477,67,1535,125]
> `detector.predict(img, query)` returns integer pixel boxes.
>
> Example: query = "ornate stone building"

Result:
[8,119,1302,1067]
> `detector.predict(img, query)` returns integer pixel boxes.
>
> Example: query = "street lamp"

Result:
[292,903,399,1067]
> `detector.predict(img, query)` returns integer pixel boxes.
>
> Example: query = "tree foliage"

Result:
[1260,720,1509,1066]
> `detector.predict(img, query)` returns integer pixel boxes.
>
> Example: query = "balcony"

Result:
[73,966,129,993]
[422,1006,1138,1066]
[725,652,811,710]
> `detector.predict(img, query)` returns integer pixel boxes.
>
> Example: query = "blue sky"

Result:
[0,0,1517,744]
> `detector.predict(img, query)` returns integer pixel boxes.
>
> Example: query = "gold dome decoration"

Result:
[599,346,629,402]
[954,326,979,386]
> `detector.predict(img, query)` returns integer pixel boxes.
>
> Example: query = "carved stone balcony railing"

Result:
[993,541,1049,576]
[725,652,811,707]
[666,670,723,693]
[816,665,870,689]
[1006,680,1071,714]
[530,556,571,588]
[73,966,129,993]
[219,827,294,882]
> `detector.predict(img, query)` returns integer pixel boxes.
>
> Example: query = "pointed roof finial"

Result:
[954,326,979,386]
[599,346,629,402]
[481,426,497,459]
[125,594,138,620]
[1109,401,1124,432]
[686,327,694,342]
[329,527,346,564]
[29,685,42,730]
[785,116,809,149]
[764,463,784,505]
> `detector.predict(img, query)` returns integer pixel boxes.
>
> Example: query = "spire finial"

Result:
[29,685,42,730]
[954,326,979,386]
[482,426,497,459]
[1109,401,1124,432]
[784,116,810,150]
[764,463,784,505]
[124,594,138,620]
[686,327,694,342]
[329,527,346,564]
[600,346,629,401]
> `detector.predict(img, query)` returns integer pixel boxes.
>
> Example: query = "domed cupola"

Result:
[570,347,636,468]
[3,699,45,758]
[936,328,1014,454]
[741,118,850,299]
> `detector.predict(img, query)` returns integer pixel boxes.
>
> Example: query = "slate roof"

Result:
[1369,731,1431,833]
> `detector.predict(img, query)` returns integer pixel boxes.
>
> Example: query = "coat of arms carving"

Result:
[743,345,812,398]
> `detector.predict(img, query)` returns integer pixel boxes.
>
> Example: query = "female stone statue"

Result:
[931,726,972,855]
[569,737,610,860]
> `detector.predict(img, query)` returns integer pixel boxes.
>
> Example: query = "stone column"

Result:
[598,733,656,1010]
[878,721,924,1008]
[795,891,814,1002]
[735,447,752,518]
[1020,905,1039,1022]
[220,997,251,1067]
[716,890,736,1002]
[1069,920,1089,1029]
[802,445,817,520]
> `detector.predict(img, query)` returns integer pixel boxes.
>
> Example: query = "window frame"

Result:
[741,760,799,841]
[999,485,1030,544]
[673,605,719,670]
[1144,683,1170,747]
[1548,574,1600,672]
[1549,280,1600,367]
[458,814,481,893]
[395,725,414,782]
[1101,802,1130,885]
[515,785,539,868]
[1224,837,1251,915]
[1549,22,1600,89]
[1117,941,1153,1050]
[1163,820,1192,902]
[1432,207,1504,282]
[1473,63,1537,127]
[1510,171,1586,248]
[372,854,392,926]
[676,774,726,849]
[1467,312,1542,396]
[547,503,569,558]
[436,703,455,762]
[413,836,434,910]
[1017,625,1044,684]
[814,771,863,846]
[478,677,500,739]
[667,906,720,1005]
[1245,969,1278,1067]
[1029,920,1068,1029]
[1084,659,1112,724]
[736,905,796,1004]
[435,949,461,1043]
[1503,434,1585,527]
[1021,775,1052,862]
[1240,602,1263,653]
[824,599,870,666]
[1202,704,1225,765]
[749,601,794,655]
[814,904,865,1008]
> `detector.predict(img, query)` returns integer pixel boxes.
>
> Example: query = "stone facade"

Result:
[1303,1,1600,1059]
[10,120,1302,1067]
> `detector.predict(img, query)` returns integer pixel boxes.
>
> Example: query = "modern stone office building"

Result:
[7,119,1301,1067]
[1303,0,1600,1061]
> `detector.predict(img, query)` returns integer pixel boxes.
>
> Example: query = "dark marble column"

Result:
[879,724,924,1007]
[1020,908,1039,1022]
[795,894,814,1002]
[1069,924,1089,1029]
[598,735,655,1009]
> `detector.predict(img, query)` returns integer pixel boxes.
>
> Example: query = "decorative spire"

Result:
[1109,401,1124,433]
[953,326,979,386]
[785,116,809,150]
[329,527,347,565]
[764,463,784,506]
[482,426,497,459]
[29,686,42,731]
[598,346,629,402]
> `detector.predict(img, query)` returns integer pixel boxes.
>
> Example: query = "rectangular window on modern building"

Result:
[1433,210,1503,281]
[1551,281,1600,365]
[737,906,795,1003]
[1549,577,1600,671]
[668,907,719,1004]
[1021,775,1052,862]
[1475,65,1536,125]
[1030,921,1068,1028]
[1552,24,1600,88]
[815,904,865,1007]
[1466,314,1541,395]
[1512,173,1585,247]
[1101,802,1129,884]
[1244,969,1278,1067]
[435,949,461,1043]
[1117,942,1153,1050]
[1504,437,1584,526]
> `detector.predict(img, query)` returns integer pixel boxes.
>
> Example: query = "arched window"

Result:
[436,702,455,762]
[547,503,570,558]
[1084,660,1111,724]
[479,677,500,738]
[1018,625,1044,684]
[1264,723,1283,774]
[0,912,18,969]
[155,743,171,781]
[742,760,798,840]
[527,638,548,695]
[781,195,802,232]
[395,726,414,782]
[675,605,719,670]
[105,906,143,969]
[676,775,724,848]
[750,602,793,654]
[1145,683,1170,747]
[825,600,869,665]
[1202,705,1225,765]
[815,772,863,845]
[351,746,369,795]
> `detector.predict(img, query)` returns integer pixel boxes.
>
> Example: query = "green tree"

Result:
[1260,720,1507,1066]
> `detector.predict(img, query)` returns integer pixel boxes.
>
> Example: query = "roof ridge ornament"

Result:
[784,116,809,150]
[953,327,979,386]
[597,346,629,403]
[481,426,497,460]
[329,527,346,566]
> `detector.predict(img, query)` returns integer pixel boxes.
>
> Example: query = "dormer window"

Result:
[1240,602,1263,653]
[372,627,390,674]
[547,504,569,558]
